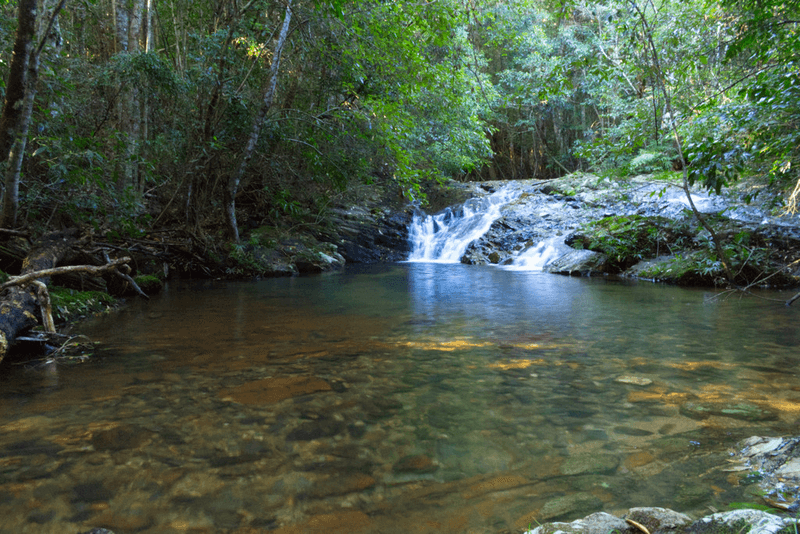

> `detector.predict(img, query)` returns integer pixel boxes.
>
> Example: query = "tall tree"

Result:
[225,0,293,242]
[0,0,67,228]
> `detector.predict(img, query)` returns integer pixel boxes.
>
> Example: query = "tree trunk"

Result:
[0,0,37,165]
[225,0,293,242]
[1,0,67,228]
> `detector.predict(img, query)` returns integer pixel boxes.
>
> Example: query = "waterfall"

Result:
[504,236,573,271]
[407,186,520,263]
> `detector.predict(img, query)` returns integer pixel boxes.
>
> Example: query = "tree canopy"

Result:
[0,0,797,241]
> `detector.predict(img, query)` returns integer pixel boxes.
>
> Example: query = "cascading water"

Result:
[407,186,520,263]
[504,235,574,271]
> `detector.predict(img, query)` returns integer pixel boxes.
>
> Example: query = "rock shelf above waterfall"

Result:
[406,174,800,287]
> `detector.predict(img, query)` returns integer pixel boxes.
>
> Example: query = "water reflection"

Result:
[0,264,797,533]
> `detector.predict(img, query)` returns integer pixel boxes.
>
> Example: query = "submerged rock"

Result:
[729,435,800,505]
[679,402,778,422]
[539,493,605,521]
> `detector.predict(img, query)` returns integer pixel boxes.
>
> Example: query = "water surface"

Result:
[1,264,797,533]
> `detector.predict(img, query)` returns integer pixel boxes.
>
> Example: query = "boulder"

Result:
[687,509,797,534]
[544,249,609,275]
[729,435,800,504]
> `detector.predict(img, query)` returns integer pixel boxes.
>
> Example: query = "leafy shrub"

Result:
[572,215,693,271]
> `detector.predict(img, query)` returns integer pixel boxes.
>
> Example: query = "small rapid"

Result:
[406,185,569,270]
[503,235,573,271]
[407,186,520,263]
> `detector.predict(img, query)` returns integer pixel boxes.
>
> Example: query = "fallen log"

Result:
[0,230,133,364]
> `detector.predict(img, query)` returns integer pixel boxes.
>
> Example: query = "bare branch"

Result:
[0,257,131,291]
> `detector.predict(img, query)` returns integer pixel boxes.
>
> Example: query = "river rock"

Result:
[330,207,412,263]
[679,402,777,422]
[528,508,796,534]
[220,376,332,405]
[538,492,604,521]
[91,424,154,452]
[392,454,438,474]
[561,453,620,476]
[526,511,632,534]
[615,376,653,386]
[544,249,609,275]
[626,507,693,532]
[687,509,797,534]
[730,435,800,504]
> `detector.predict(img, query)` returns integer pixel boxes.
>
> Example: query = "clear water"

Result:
[1,264,798,534]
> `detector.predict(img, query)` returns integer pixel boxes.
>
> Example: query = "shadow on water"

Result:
[0,264,798,533]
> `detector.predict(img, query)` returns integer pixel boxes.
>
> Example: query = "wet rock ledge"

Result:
[529,508,797,534]
[530,435,800,534]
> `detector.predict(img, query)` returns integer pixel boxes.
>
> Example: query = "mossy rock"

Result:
[133,274,164,295]
[50,287,116,323]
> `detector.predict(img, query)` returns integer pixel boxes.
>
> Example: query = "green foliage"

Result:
[132,274,164,295]
[3,0,797,237]
[574,215,690,270]
[49,288,116,323]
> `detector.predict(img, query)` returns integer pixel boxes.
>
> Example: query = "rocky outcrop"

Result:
[327,206,413,263]
[528,436,800,534]
[728,436,800,506]
[416,174,800,286]
[527,508,797,534]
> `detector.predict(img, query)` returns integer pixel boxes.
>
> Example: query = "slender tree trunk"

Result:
[628,0,735,284]
[0,0,37,166]
[124,0,144,193]
[225,0,293,242]
[1,0,67,228]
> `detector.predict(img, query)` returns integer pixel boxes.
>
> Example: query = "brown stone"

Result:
[393,454,438,474]
[272,510,372,533]
[309,473,376,497]
[624,451,655,470]
[463,475,529,499]
[221,376,332,405]
[91,424,154,451]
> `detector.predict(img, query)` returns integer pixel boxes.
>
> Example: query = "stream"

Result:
[1,265,799,533]
[1,188,799,533]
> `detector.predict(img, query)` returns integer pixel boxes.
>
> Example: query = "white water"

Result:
[407,186,521,263]
[504,235,572,271]
[407,186,575,271]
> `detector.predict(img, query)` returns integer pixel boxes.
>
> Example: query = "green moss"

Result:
[49,287,116,323]
[133,274,164,294]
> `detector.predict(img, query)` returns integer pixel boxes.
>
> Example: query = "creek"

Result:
[1,265,798,533]
[1,186,799,533]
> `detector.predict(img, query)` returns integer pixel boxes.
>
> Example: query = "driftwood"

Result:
[0,257,130,291]
[0,230,134,364]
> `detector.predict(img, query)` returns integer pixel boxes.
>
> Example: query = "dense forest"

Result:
[0,0,797,251]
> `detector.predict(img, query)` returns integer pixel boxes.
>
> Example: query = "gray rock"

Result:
[528,511,632,534]
[730,435,800,504]
[561,453,620,476]
[688,509,797,534]
[544,249,609,275]
[626,507,693,532]
[539,492,604,521]
[680,402,778,422]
